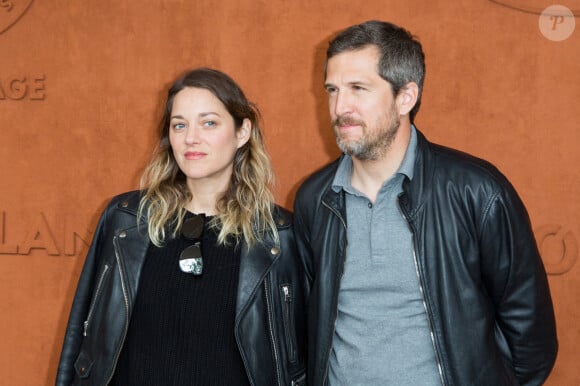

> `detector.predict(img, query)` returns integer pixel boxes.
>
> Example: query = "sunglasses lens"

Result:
[180,214,205,276]
[182,215,204,239]
[179,244,203,275]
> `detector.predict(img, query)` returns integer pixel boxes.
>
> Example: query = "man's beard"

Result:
[333,106,400,161]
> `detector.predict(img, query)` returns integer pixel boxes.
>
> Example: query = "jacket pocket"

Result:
[83,263,110,337]
[281,283,297,364]
[74,351,93,379]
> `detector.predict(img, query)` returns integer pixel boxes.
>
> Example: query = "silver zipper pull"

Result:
[83,320,88,336]
[282,285,291,302]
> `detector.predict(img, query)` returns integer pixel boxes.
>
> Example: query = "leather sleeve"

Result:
[293,187,314,291]
[54,206,109,386]
[479,184,558,386]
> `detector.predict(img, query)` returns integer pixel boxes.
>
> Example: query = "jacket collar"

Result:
[321,156,348,222]
[400,128,432,220]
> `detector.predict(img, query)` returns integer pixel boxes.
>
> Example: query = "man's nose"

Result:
[332,91,352,117]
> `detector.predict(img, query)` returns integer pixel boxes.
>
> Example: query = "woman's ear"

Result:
[236,118,251,148]
[396,82,419,117]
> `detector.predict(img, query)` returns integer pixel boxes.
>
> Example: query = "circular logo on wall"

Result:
[0,0,34,35]
[535,224,578,275]
[539,5,576,41]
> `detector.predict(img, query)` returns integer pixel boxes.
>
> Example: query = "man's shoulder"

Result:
[296,157,342,200]
[431,143,508,182]
[420,135,515,196]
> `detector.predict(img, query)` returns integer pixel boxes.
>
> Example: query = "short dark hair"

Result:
[326,20,426,122]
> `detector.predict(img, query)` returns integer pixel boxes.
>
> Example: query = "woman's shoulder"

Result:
[106,190,143,212]
[97,190,144,227]
[272,204,293,230]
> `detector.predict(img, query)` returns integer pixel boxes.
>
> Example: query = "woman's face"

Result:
[169,87,250,190]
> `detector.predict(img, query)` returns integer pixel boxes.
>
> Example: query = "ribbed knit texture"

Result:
[110,214,250,385]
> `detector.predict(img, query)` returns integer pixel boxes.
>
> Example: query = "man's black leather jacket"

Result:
[56,191,307,386]
[294,129,557,386]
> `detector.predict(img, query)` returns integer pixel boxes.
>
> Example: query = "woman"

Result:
[55,68,307,385]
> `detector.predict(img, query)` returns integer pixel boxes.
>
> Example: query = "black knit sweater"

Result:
[110,216,250,385]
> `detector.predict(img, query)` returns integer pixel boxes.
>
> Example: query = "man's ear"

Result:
[236,118,251,148]
[396,82,419,116]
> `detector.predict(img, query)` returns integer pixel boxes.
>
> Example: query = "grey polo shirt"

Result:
[328,126,440,385]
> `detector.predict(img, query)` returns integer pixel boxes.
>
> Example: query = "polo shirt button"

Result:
[368,202,373,209]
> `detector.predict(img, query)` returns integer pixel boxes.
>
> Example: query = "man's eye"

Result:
[325,87,336,94]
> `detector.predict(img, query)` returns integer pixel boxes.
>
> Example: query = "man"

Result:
[294,20,557,386]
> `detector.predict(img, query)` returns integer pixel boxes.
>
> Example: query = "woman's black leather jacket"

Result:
[294,129,557,386]
[56,191,307,386]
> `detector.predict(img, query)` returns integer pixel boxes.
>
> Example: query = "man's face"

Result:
[325,45,400,161]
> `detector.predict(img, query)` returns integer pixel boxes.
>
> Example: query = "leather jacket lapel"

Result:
[235,239,279,316]
[113,225,150,302]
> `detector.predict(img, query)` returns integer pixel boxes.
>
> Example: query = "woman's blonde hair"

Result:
[138,68,277,247]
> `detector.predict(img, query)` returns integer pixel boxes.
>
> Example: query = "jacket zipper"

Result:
[399,200,446,386]
[321,200,347,386]
[281,284,297,363]
[104,235,131,386]
[264,277,281,386]
[83,264,110,336]
[411,248,446,386]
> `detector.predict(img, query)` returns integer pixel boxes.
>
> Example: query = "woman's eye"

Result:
[203,120,216,127]
[173,123,186,130]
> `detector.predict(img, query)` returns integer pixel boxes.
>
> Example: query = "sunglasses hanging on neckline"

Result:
[178,214,205,275]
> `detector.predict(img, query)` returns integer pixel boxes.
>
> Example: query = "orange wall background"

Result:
[1,1,578,385]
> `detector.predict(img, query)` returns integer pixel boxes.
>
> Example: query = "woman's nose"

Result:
[184,126,201,144]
